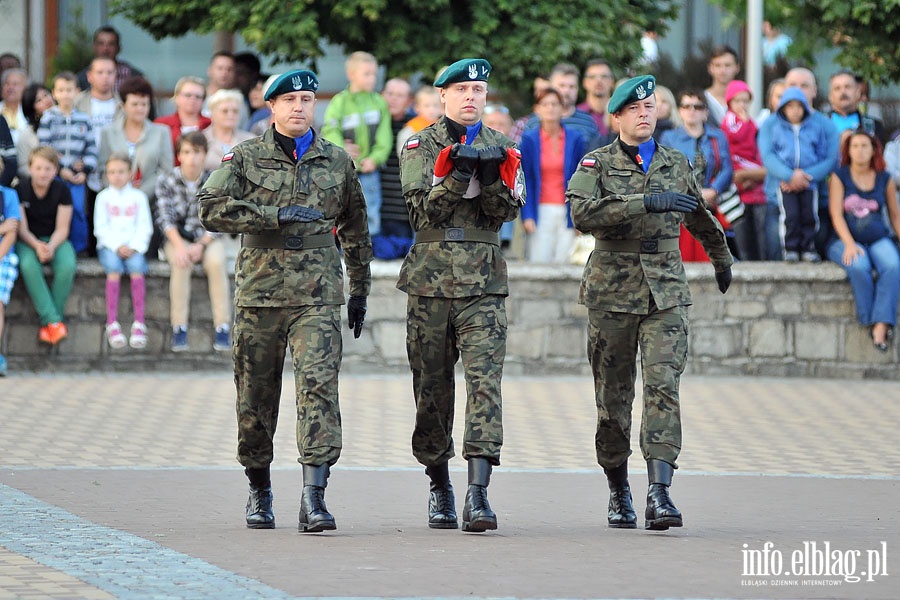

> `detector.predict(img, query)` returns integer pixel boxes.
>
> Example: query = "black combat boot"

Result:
[425,462,458,529]
[298,464,336,533]
[603,461,636,529]
[462,458,497,532]
[245,467,274,529]
[645,459,683,531]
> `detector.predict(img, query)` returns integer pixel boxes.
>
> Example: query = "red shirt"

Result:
[154,113,212,165]
[539,128,566,205]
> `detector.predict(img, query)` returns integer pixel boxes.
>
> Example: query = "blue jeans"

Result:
[97,247,149,275]
[358,171,382,236]
[826,237,900,326]
[764,202,784,260]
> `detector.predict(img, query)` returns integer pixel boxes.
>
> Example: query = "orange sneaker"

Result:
[46,322,68,345]
[38,326,52,344]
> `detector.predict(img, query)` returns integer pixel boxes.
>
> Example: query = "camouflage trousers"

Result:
[406,294,507,467]
[587,303,688,470]
[234,304,343,469]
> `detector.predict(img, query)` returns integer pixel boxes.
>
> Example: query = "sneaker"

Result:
[129,321,148,349]
[38,325,52,344]
[171,326,188,352]
[213,324,231,352]
[106,321,127,349]
[784,251,800,262]
[0,354,7,377]
[46,322,68,345]
[801,251,822,263]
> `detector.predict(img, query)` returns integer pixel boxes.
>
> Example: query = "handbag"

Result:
[707,136,744,226]
[717,183,745,225]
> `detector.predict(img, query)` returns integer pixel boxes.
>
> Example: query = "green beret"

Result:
[433,58,492,88]
[264,69,319,101]
[607,75,657,114]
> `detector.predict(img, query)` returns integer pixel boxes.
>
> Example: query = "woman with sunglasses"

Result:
[659,90,734,262]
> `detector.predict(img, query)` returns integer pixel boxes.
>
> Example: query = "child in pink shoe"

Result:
[94,153,153,348]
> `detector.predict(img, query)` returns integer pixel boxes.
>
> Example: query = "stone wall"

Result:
[3,259,898,379]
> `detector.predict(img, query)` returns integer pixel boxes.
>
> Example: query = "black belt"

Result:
[414,228,500,245]
[594,238,679,253]
[241,233,335,250]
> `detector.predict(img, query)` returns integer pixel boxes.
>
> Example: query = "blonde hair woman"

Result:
[202,89,255,171]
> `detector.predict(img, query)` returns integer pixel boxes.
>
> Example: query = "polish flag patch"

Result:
[221,152,234,162]
[581,158,597,167]
[406,138,420,149]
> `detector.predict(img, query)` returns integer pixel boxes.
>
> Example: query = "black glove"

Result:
[477,145,507,186]
[715,267,732,294]
[643,192,699,213]
[347,296,367,339]
[449,143,480,183]
[277,205,324,224]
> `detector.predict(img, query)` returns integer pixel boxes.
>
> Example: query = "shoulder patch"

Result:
[406,138,420,149]
[221,152,234,162]
[581,158,597,167]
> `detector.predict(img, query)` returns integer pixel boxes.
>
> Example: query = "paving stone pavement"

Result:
[0,371,898,599]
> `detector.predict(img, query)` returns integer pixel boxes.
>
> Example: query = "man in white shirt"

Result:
[75,56,123,255]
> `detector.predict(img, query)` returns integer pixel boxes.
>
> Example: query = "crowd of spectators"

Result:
[2,23,900,375]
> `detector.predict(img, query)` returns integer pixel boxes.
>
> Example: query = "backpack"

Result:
[66,182,88,253]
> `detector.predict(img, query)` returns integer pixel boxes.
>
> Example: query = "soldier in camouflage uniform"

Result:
[198,69,372,533]
[566,75,733,531]
[398,58,524,533]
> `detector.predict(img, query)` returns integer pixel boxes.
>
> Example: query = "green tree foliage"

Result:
[49,5,93,79]
[109,0,678,99]
[710,0,900,86]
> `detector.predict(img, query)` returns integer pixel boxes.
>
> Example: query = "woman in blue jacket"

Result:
[659,90,733,262]
[520,88,586,263]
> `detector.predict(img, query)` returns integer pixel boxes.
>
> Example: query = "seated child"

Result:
[93,153,153,348]
[0,156,21,375]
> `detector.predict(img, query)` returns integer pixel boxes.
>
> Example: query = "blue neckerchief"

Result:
[637,139,656,173]
[293,129,314,161]
[464,122,482,145]
[830,112,859,135]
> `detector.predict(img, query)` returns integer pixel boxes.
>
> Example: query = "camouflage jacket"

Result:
[198,127,372,307]
[566,140,732,314]
[397,117,524,297]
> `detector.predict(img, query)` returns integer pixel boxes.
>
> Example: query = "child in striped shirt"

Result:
[37,72,96,254]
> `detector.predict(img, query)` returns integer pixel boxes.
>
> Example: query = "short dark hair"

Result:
[678,89,707,107]
[234,52,261,73]
[584,58,613,74]
[709,45,739,63]
[89,56,116,71]
[0,52,22,67]
[210,51,234,64]
[829,69,858,84]
[93,26,121,47]
[52,71,78,87]
[176,130,208,155]
[550,62,580,79]
[118,76,154,102]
